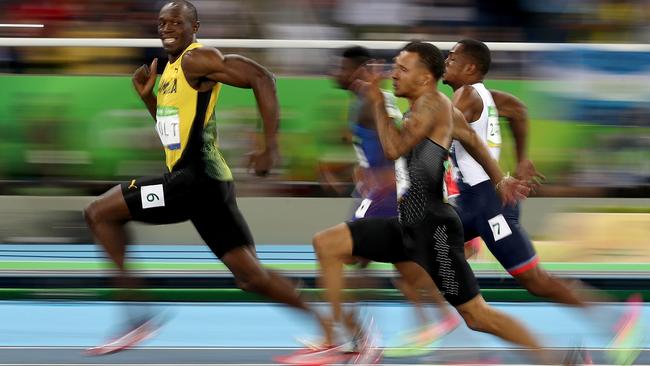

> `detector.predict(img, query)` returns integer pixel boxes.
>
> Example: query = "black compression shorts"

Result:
[346,207,480,307]
[121,166,254,258]
[401,205,480,306]
[347,217,410,264]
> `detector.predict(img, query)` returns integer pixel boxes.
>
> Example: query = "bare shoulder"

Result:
[452,85,480,103]
[489,88,508,99]
[184,47,223,61]
[181,47,224,73]
[489,89,522,105]
[414,92,443,111]
[414,92,451,114]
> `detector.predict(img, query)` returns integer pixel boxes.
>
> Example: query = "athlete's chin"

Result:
[161,42,181,55]
[162,44,175,53]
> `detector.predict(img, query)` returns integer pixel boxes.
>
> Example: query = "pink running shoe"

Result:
[608,294,643,365]
[85,318,159,356]
[349,317,383,365]
[274,344,352,365]
[407,312,461,346]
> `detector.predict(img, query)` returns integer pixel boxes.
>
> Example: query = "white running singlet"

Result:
[450,82,501,186]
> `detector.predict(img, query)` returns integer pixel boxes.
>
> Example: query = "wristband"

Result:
[495,172,511,192]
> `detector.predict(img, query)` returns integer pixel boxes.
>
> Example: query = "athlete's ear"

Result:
[193,20,200,34]
[464,63,477,76]
[421,72,433,86]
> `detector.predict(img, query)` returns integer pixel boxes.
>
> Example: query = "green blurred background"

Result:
[1,75,645,196]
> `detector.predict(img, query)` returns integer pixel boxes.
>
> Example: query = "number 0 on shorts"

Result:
[141,184,165,209]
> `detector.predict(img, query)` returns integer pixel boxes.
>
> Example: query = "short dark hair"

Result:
[165,0,198,23]
[457,39,491,75]
[341,46,371,68]
[401,41,444,80]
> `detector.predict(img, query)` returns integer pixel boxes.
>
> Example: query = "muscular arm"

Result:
[371,93,435,160]
[490,90,528,163]
[451,107,505,186]
[183,48,279,151]
[490,89,544,183]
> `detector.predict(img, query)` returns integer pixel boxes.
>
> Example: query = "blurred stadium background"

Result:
[0,0,648,195]
[0,0,647,253]
[0,1,648,364]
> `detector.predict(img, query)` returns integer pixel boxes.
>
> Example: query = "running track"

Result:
[0,244,648,364]
[0,301,647,365]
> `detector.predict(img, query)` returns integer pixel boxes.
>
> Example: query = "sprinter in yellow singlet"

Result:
[83,0,332,355]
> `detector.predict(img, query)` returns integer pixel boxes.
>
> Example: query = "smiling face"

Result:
[158,2,198,59]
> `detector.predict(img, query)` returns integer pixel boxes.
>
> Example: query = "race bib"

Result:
[141,184,165,209]
[487,214,512,241]
[486,106,501,148]
[354,198,372,219]
[156,106,181,150]
[395,157,409,200]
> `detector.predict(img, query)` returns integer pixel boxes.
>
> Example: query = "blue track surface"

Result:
[1,301,647,350]
[0,244,317,262]
[1,245,648,364]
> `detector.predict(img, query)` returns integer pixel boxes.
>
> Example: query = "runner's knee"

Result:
[83,186,129,228]
[313,225,350,260]
[83,200,103,228]
[458,308,483,332]
[456,298,497,333]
